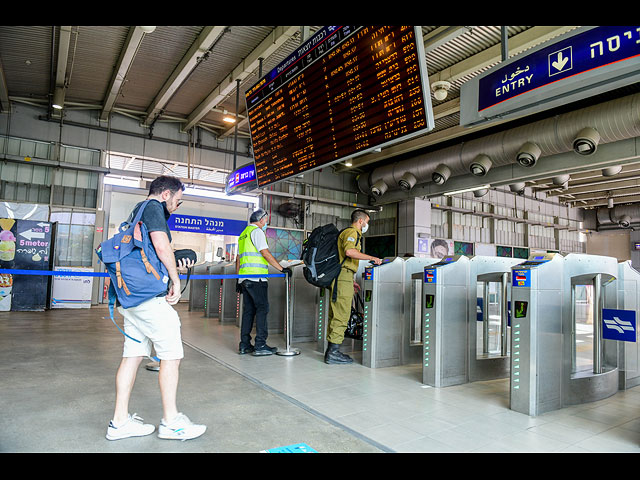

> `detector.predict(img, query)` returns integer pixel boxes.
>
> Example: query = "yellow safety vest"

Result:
[238,224,269,277]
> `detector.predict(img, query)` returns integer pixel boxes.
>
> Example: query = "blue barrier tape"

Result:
[0,269,286,279]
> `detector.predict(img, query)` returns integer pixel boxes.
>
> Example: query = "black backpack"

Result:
[301,224,360,301]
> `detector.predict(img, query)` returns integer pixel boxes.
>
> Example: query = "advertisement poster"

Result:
[0,218,53,311]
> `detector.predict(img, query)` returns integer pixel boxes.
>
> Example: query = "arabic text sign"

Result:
[602,308,636,342]
[168,214,246,236]
[478,26,640,112]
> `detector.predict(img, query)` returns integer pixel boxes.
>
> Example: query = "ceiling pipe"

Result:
[357,92,640,197]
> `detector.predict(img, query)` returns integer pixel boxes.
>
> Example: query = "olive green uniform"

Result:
[327,226,361,344]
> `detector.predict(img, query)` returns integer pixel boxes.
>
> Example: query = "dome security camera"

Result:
[469,154,492,176]
[398,172,417,191]
[516,142,541,168]
[573,127,600,155]
[370,179,388,197]
[431,81,451,101]
[432,164,451,185]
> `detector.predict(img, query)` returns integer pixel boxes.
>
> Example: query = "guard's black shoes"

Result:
[252,344,277,356]
[324,342,354,364]
[238,344,255,355]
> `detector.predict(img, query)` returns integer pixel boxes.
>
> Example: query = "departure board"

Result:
[245,26,434,187]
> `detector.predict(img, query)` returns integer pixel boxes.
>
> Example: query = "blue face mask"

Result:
[261,222,268,231]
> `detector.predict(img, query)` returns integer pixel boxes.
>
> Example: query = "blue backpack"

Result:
[96,200,169,310]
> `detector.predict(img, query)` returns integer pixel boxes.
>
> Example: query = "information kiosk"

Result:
[612,260,640,390]
[422,255,470,387]
[562,253,618,406]
[509,253,564,416]
[468,256,521,382]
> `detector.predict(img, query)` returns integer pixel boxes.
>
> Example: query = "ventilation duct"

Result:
[596,204,640,229]
[357,93,640,197]
[602,166,622,177]
[469,154,492,176]
[509,182,526,194]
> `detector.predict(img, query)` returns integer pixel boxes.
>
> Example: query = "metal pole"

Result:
[277,273,300,356]
[501,273,508,356]
[593,274,603,373]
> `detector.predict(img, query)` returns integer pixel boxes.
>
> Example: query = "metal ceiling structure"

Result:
[1,25,638,211]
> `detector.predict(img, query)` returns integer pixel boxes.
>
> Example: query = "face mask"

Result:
[261,222,268,232]
[361,222,369,234]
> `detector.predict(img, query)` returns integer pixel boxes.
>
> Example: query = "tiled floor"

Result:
[180,306,640,453]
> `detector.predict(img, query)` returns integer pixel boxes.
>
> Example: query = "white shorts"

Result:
[117,296,184,360]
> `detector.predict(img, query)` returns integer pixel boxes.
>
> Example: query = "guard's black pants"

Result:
[240,280,270,348]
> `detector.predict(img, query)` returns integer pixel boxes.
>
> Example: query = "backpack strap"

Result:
[331,230,362,302]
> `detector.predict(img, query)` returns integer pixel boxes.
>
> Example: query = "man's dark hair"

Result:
[148,175,185,196]
[351,209,369,224]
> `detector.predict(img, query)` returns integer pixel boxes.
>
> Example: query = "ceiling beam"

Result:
[182,26,299,133]
[142,26,227,127]
[100,26,147,122]
[0,59,9,112]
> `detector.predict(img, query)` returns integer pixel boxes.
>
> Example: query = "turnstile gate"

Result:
[422,255,470,387]
[468,256,521,382]
[612,260,640,390]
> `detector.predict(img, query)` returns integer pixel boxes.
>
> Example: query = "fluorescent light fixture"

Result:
[52,87,65,110]
[345,158,352,167]
[223,116,236,123]
[443,184,491,196]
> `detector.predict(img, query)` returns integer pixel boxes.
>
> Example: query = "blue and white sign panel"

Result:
[424,268,437,284]
[168,214,246,236]
[461,26,640,126]
[602,308,637,342]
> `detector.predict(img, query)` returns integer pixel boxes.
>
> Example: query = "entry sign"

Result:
[461,26,640,125]
[602,308,636,342]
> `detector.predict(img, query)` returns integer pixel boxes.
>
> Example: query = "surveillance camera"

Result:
[469,154,492,176]
[509,182,526,194]
[398,172,417,191]
[370,179,388,197]
[619,215,632,228]
[516,142,541,168]
[431,81,451,101]
[573,127,600,155]
[473,188,489,198]
[432,164,451,185]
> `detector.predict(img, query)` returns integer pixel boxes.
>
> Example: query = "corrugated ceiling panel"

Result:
[166,26,275,118]
[64,26,130,104]
[0,25,54,100]
[117,26,204,113]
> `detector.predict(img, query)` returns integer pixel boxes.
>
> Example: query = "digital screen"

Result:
[513,301,528,318]
[425,294,435,309]
[245,25,434,187]
[225,163,257,195]
[365,289,372,303]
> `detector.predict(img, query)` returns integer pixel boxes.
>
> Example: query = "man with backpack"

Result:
[325,209,381,364]
[106,175,206,441]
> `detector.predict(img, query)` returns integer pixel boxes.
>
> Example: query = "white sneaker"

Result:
[158,413,206,441]
[106,413,155,440]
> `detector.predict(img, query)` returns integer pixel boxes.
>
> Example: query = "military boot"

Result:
[324,342,354,364]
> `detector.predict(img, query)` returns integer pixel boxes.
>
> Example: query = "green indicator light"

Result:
[514,386,519,390]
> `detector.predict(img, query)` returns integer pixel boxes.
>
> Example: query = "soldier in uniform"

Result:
[325,209,382,364]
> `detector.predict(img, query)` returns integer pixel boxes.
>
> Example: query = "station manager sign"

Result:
[168,214,246,236]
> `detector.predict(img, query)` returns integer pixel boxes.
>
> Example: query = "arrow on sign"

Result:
[19,230,45,241]
[551,51,569,71]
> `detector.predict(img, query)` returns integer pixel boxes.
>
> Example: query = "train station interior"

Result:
[1,25,640,453]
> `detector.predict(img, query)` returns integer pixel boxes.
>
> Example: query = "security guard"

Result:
[325,209,381,364]
[236,208,291,356]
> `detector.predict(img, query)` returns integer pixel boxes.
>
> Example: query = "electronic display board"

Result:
[245,26,434,187]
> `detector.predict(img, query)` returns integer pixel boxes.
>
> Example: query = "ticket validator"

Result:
[509,253,564,416]
[204,261,232,319]
[562,253,618,406]
[468,256,521,382]
[422,255,470,387]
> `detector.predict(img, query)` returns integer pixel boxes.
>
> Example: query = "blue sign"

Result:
[424,268,437,284]
[478,26,640,112]
[512,269,531,288]
[168,214,246,236]
[603,309,636,342]
[226,163,257,195]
